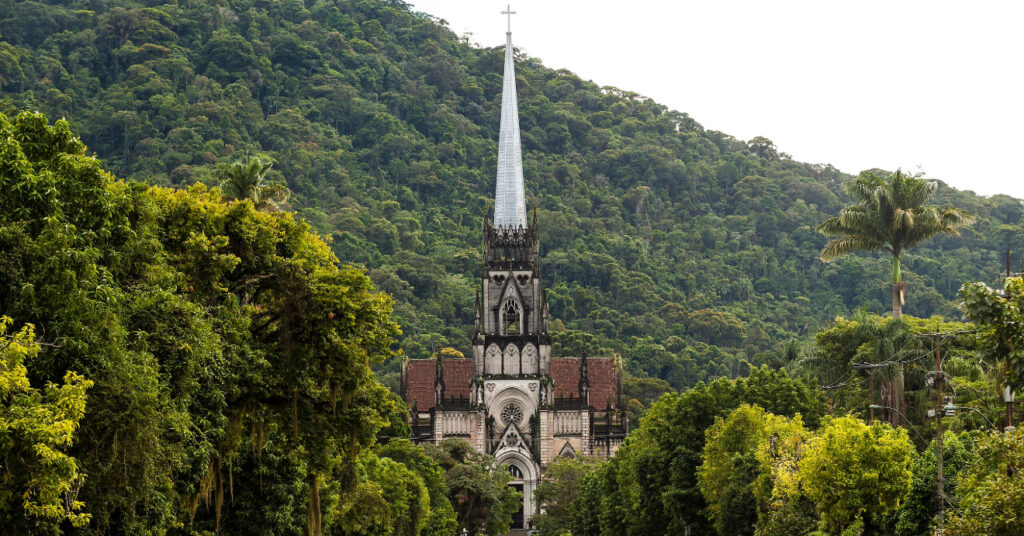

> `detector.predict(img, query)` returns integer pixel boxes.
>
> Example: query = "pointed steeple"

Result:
[493,6,527,229]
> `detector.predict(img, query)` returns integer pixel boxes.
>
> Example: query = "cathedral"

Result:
[401,13,627,531]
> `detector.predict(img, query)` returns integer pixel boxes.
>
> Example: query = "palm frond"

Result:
[819,236,885,262]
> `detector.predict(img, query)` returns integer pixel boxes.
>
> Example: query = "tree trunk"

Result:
[879,363,906,427]
[891,253,903,318]
[885,253,906,427]
[892,282,903,318]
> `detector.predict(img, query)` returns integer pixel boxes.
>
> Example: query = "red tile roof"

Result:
[588,358,618,409]
[551,358,580,399]
[551,357,618,408]
[405,359,476,410]
[405,360,436,410]
[442,359,474,400]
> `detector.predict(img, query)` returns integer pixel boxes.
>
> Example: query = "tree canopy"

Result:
[0,109,457,535]
[0,0,1016,402]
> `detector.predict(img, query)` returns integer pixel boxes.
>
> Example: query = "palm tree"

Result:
[817,169,974,425]
[217,156,290,212]
[817,169,974,317]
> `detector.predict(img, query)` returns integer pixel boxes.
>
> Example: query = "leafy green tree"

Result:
[882,432,975,536]
[533,455,601,535]
[750,413,816,536]
[0,110,404,536]
[0,317,93,534]
[570,458,634,536]
[799,416,914,535]
[597,368,824,535]
[698,404,769,536]
[946,426,1024,536]
[379,439,459,536]
[962,276,1024,392]
[424,439,521,536]
[217,155,290,212]
[699,404,815,536]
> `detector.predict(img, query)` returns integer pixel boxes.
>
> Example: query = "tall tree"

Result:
[424,439,521,536]
[216,156,290,212]
[533,456,601,535]
[817,169,974,318]
[799,417,914,535]
[817,170,974,426]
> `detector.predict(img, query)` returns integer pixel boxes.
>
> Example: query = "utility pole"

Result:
[934,340,945,534]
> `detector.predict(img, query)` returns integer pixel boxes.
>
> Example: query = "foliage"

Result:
[378,439,459,536]
[799,417,915,535]
[698,404,769,536]
[801,313,1001,433]
[818,169,975,291]
[0,0,1015,402]
[216,155,290,211]
[0,317,92,534]
[945,426,1024,536]
[571,368,824,536]
[0,109,459,535]
[532,455,601,535]
[881,431,975,536]
[424,438,521,536]
[963,276,1024,391]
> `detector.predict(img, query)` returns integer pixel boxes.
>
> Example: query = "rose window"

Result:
[501,402,523,426]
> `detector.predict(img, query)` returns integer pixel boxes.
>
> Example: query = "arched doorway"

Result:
[496,450,539,530]
[506,463,525,528]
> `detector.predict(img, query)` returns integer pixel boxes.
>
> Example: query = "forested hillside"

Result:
[2,0,1022,397]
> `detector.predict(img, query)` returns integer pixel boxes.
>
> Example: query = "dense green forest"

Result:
[3,1,1024,535]
[0,110,526,535]
[3,0,1023,405]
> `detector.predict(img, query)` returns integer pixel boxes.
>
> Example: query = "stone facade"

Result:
[401,215,628,530]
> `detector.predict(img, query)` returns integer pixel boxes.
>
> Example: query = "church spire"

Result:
[493,5,527,230]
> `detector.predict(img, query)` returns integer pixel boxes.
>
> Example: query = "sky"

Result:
[408,0,1024,199]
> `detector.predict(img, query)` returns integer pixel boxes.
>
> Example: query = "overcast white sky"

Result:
[409,0,1024,199]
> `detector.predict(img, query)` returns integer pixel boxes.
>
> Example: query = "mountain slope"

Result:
[2,0,1021,393]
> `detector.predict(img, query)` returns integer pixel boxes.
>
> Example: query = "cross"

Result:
[501,4,516,33]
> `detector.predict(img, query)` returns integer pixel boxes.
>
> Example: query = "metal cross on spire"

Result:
[501,4,516,33]
[493,3,526,229]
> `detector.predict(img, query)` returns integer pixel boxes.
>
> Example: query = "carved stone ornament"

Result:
[528,382,538,392]
[504,429,522,448]
[486,382,496,392]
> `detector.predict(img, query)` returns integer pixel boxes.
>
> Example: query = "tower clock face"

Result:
[501,402,524,426]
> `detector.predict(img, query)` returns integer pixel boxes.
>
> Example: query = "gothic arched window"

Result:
[501,298,521,335]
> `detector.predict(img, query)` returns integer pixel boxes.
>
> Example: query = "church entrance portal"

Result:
[510,483,524,528]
